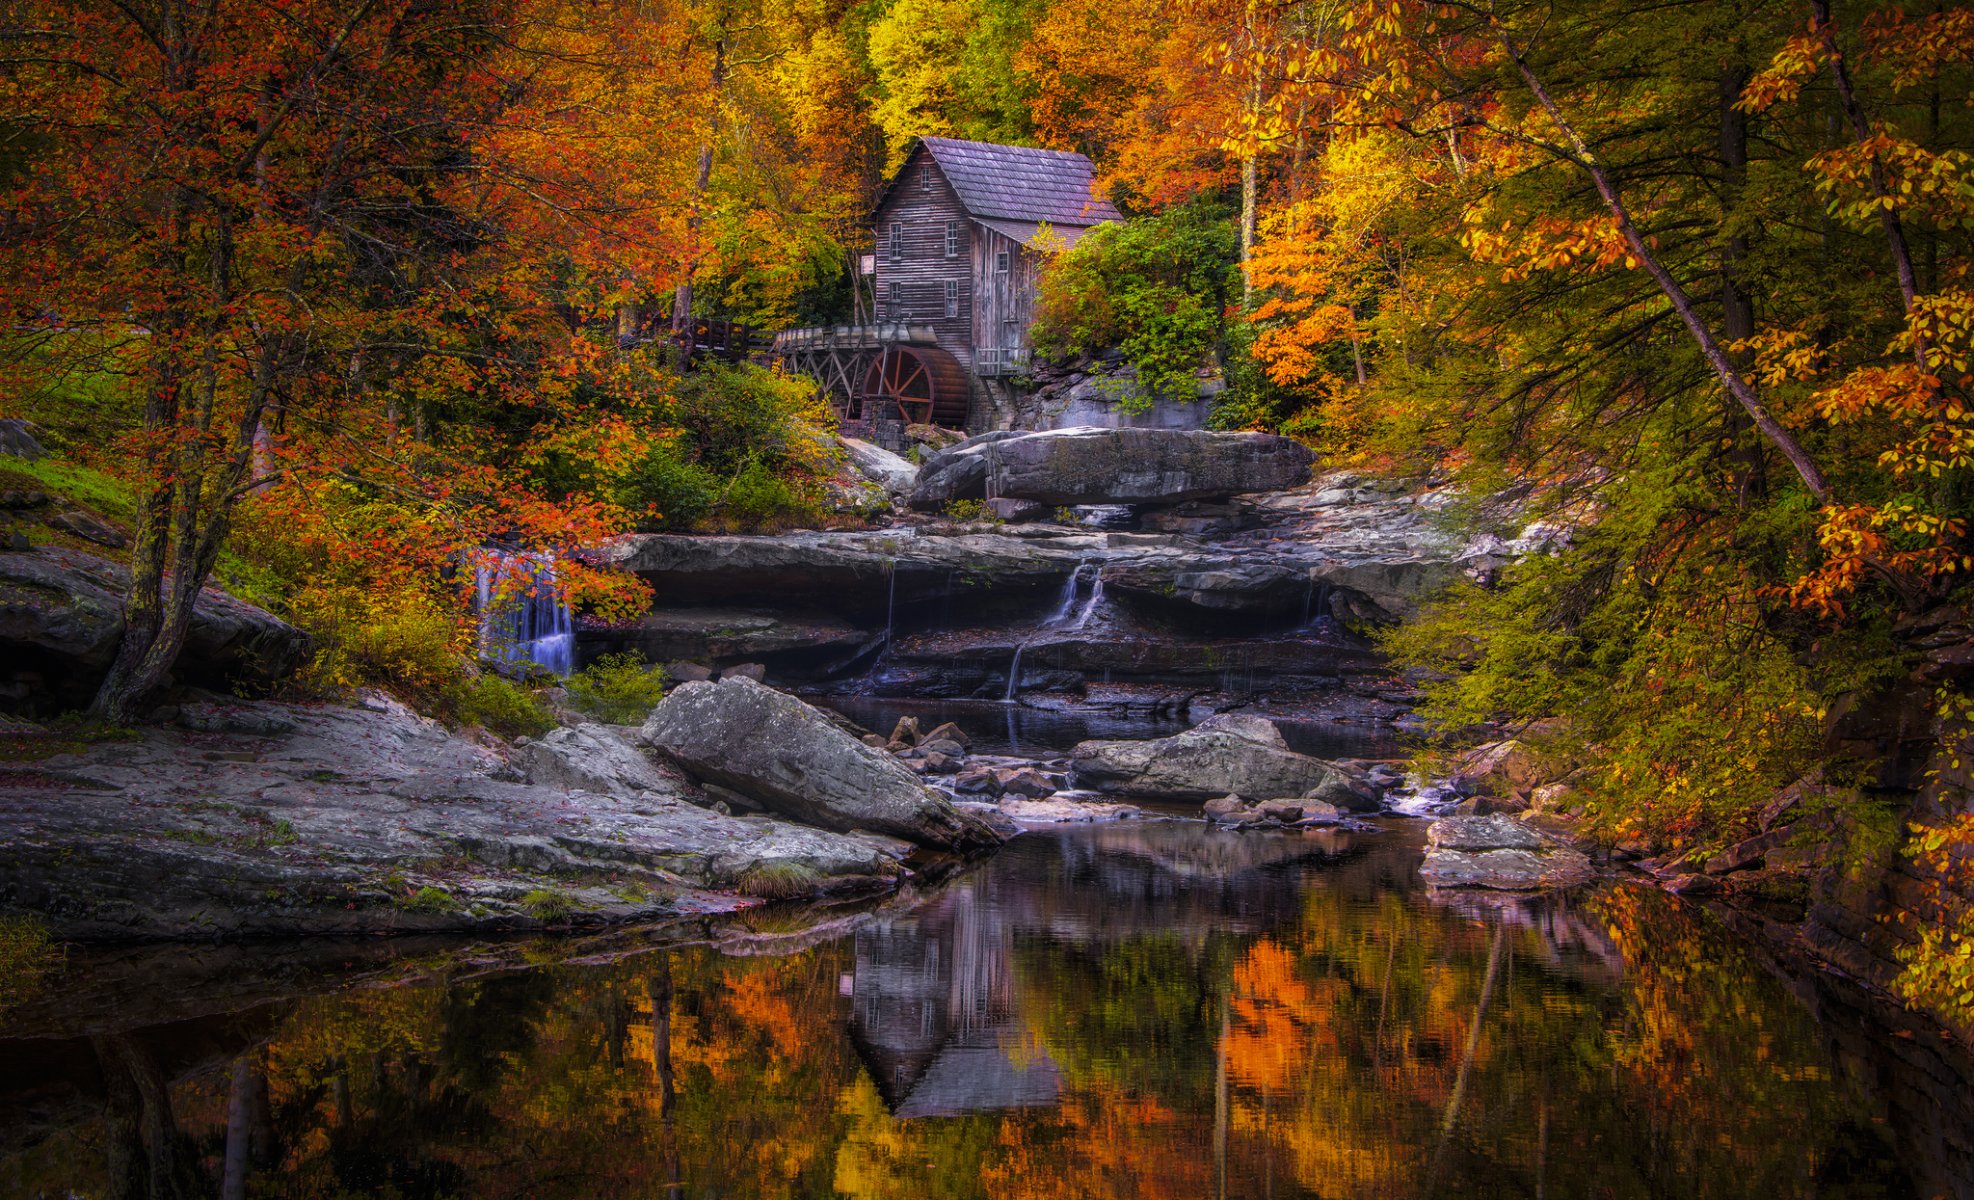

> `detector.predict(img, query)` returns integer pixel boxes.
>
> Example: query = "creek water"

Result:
[5,816,1969,1197]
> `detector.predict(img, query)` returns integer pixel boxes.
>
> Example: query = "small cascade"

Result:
[1298,577,1334,632]
[1043,562,1086,625]
[1070,569,1106,630]
[1006,561,1097,702]
[474,551,575,675]
[884,560,898,647]
[1002,641,1028,703]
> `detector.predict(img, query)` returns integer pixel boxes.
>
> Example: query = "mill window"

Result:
[945,220,960,258]
[889,281,904,319]
[995,249,1011,274]
[944,279,959,317]
[920,162,934,192]
[888,223,903,263]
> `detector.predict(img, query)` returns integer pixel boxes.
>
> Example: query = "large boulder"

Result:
[1418,815,1593,890]
[639,676,1006,851]
[0,418,46,461]
[910,427,1315,509]
[518,724,681,795]
[0,547,312,703]
[1068,713,1375,808]
[841,436,919,496]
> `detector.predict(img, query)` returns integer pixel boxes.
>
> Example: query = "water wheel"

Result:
[860,345,970,428]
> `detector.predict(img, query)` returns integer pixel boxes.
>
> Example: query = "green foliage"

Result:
[1382,495,1881,847]
[566,652,668,724]
[615,440,720,530]
[0,335,142,452]
[442,673,554,740]
[614,363,837,532]
[521,887,575,923]
[720,461,824,531]
[0,455,137,528]
[1031,201,1238,405]
[734,861,825,899]
[402,885,462,914]
[0,914,59,1015]
[941,498,1000,524]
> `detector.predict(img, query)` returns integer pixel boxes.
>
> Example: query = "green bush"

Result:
[720,461,823,531]
[1031,200,1238,405]
[615,440,720,530]
[566,652,668,724]
[442,672,554,739]
[612,363,839,532]
[942,498,1000,524]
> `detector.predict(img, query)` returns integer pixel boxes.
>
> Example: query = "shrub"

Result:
[718,461,823,531]
[610,363,839,532]
[1031,200,1238,406]
[615,439,720,530]
[942,499,1000,524]
[566,652,668,724]
[442,672,554,739]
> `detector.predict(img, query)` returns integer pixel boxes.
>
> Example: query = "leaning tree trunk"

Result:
[1494,24,1834,503]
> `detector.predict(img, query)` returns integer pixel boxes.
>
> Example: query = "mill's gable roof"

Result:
[881,137,1123,229]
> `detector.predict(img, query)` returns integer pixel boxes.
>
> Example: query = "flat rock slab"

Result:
[1419,815,1593,890]
[0,694,905,940]
[640,677,1006,852]
[911,427,1315,509]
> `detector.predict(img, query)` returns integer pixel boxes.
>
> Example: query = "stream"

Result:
[5,771,1972,1196]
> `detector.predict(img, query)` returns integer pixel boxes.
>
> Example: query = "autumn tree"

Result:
[0,0,683,720]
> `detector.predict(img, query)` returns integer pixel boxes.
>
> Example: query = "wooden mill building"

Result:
[776,137,1121,436]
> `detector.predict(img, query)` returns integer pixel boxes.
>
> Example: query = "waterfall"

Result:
[474,551,575,675]
[884,560,897,646]
[1006,561,1099,702]
[1070,570,1106,630]
[1043,562,1085,625]
[1003,641,1028,703]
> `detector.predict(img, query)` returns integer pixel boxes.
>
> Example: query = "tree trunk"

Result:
[221,1054,255,1200]
[1495,27,1833,503]
[1719,63,1767,508]
[671,11,730,368]
[1812,0,1927,367]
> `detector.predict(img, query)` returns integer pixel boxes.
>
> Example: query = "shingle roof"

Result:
[912,137,1123,228]
[973,217,1105,249]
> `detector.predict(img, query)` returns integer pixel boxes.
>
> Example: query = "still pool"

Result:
[3,820,1969,1198]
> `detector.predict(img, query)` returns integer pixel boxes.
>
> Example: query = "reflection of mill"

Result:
[846,881,1060,1119]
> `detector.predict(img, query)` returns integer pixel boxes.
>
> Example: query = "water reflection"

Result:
[1,823,1960,1198]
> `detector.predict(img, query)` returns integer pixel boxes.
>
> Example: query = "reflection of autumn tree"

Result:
[1217,885,1904,1198]
[27,876,1911,1199]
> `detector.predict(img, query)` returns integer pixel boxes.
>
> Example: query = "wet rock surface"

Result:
[1419,814,1595,890]
[640,677,1007,852]
[909,427,1315,508]
[0,693,909,940]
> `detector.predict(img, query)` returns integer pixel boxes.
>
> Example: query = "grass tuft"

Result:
[734,861,824,900]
